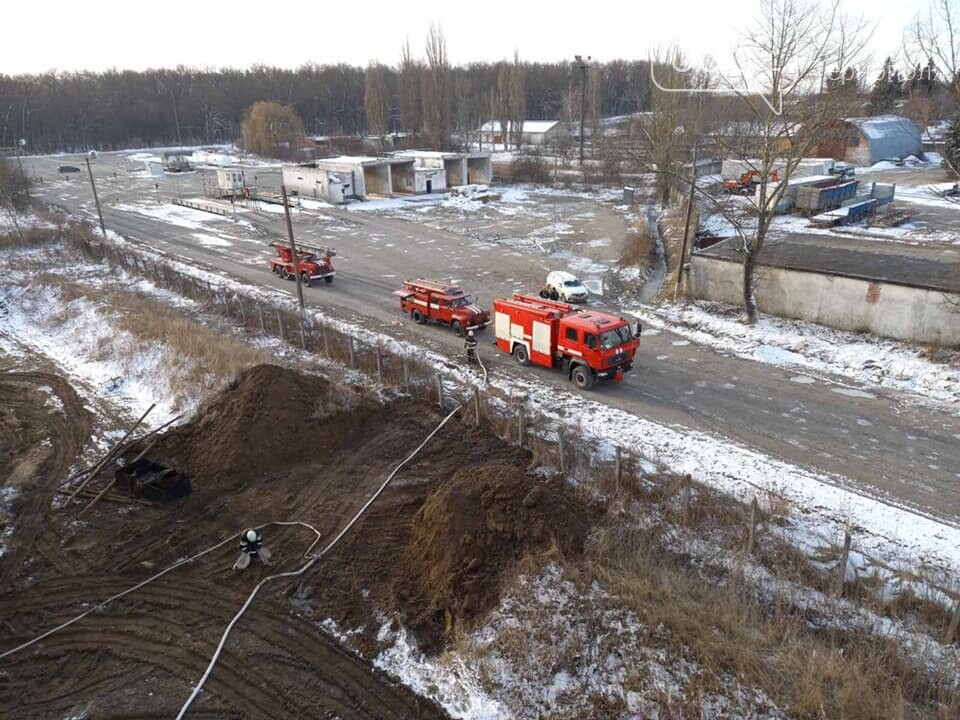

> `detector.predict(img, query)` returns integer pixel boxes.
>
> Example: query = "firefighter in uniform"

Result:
[234,528,271,569]
[464,329,478,363]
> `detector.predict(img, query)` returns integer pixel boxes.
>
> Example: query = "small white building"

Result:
[479,120,566,147]
[282,163,357,204]
[202,166,247,198]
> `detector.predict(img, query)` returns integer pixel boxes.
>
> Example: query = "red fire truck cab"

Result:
[492,294,640,389]
[394,278,490,336]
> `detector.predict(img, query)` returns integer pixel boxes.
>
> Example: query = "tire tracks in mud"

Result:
[0,371,92,589]
[1,572,445,719]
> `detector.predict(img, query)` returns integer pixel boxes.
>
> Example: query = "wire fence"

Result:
[66,230,960,641]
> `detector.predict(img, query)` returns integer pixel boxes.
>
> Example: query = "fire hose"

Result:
[175,402,461,718]
[0,405,462,720]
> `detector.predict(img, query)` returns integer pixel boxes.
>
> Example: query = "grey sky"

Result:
[5,0,922,75]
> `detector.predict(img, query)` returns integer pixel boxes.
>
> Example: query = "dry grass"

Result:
[106,290,271,396]
[42,273,271,405]
[588,515,960,720]
[619,220,655,269]
[0,224,62,250]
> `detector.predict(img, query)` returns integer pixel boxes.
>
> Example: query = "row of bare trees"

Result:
[0,48,661,153]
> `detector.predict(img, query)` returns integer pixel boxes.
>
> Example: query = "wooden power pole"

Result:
[280,183,306,319]
[85,156,107,240]
[674,143,699,303]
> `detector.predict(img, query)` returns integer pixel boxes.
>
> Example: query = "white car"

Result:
[541,270,589,303]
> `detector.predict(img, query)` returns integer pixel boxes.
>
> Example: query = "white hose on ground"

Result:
[174,402,462,720]
[475,347,488,385]
[0,521,323,662]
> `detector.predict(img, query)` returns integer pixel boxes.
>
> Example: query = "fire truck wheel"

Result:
[278,267,287,280]
[549,289,559,301]
[513,344,530,365]
[571,365,595,390]
[301,273,311,287]
[412,309,424,323]
[324,276,333,284]
[452,321,464,336]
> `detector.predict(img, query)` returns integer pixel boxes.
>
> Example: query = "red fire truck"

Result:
[394,278,490,336]
[268,242,336,286]
[492,294,640,389]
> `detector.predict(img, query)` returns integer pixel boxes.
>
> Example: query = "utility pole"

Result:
[280,183,306,320]
[675,143,698,303]
[15,139,29,203]
[85,156,107,240]
[574,55,591,166]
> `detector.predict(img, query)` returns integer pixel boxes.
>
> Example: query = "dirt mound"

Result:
[151,364,366,486]
[396,464,595,652]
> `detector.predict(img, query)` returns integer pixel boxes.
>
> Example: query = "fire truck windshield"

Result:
[599,325,632,350]
[450,297,471,307]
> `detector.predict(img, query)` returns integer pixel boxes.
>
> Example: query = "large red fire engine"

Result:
[492,294,640,389]
[394,278,490,336]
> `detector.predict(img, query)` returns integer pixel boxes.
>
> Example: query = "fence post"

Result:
[683,474,692,525]
[517,404,525,447]
[836,531,852,597]
[557,428,566,475]
[945,598,960,645]
[299,318,307,350]
[276,310,285,341]
[376,344,383,382]
[473,387,481,426]
[238,296,247,325]
[176,274,184,296]
[435,373,444,408]
[348,337,356,369]
[257,303,265,332]
[615,446,622,492]
[745,497,759,556]
[321,323,330,356]
[403,358,410,392]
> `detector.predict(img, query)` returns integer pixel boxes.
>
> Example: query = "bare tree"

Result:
[0,157,29,240]
[398,38,422,140]
[240,101,305,159]
[364,62,389,141]
[509,52,527,151]
[906,1,960,174]
[634,47,695,207]
[712,0,868,323]
[589,65,603,158]
[909,0,960,99]
[422,25,452,150]
[496,62,512,150]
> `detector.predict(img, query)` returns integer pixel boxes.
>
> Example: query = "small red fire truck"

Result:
[394,278,490,335]
[268,242,336,286]
[492,294,640,389]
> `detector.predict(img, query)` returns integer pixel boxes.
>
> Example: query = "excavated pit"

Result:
[0,364,600,718]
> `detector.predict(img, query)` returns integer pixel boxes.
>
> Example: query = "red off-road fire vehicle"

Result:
[492,293,640,389]
[268,242,336,286]
[394,278,490,336]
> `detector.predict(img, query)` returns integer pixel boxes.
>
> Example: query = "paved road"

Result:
[25,153,960,525]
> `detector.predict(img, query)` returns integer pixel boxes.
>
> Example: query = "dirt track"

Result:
[0,365,591,718]
[0,371,91,590]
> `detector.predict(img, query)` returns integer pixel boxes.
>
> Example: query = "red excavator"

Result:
[722,169,779,194]
[268,242,336,286]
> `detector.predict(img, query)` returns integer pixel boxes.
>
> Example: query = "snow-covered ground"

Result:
[375,564,786,719]
[631,301,959,407]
